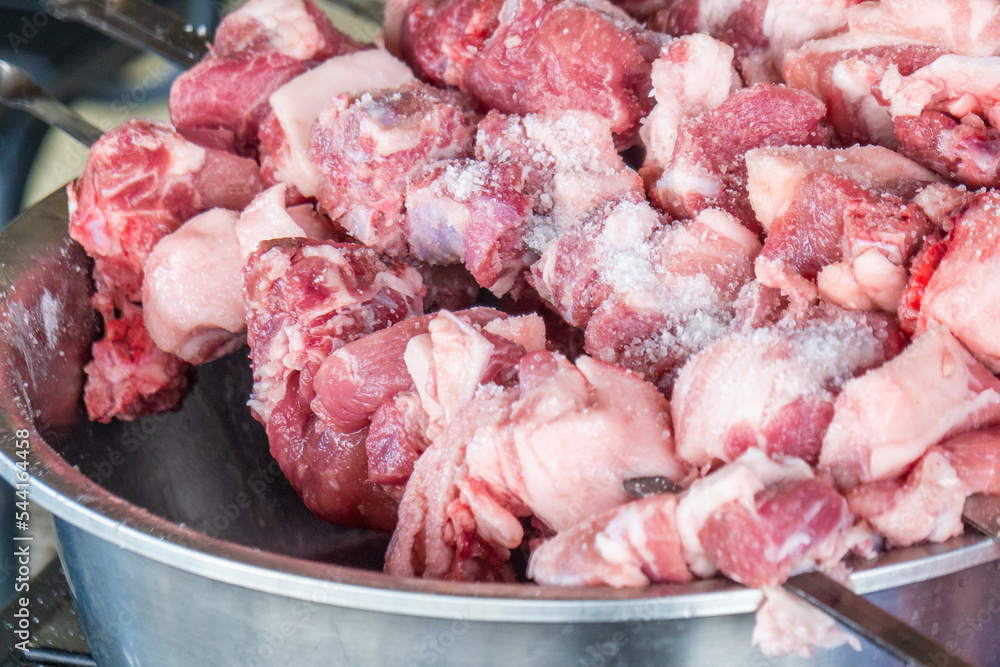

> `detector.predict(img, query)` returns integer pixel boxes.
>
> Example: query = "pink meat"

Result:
[528,494,693,587]
[170,0,361,156]
[820,327,1000,489]
[311,308,509,434]
[386,349,687,580]
[698,476,852,588]
[395,0,506,87]
[404,159,531,294]
[747,145,940,313]
[535,198,760,392]
[82,289,194,424]
[652,0,858,83]
[845,0,1000,57]
[476,110,643,249]
[213,0,358,60]
[462,0,661,142]
[783,40,946,147]
[753,587,861,659]
[385,387,521,581]
[366,391,430,489]
[267,376,398,530]
[644,84,833,236]
[68,119,262,422]
[68,120,264,301]
[931,427,1000,495]
[846,450,967,548]
[672,309,902,469]
[243,238,424,426]
[308,83,478,257]
[917,192,1000,372]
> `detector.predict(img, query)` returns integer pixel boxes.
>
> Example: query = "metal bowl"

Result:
[1,188,999,666]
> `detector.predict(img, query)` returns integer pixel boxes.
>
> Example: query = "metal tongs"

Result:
[0,60,103,147]
[625,476,979,667]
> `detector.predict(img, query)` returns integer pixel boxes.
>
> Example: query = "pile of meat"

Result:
[64,0,1000,658]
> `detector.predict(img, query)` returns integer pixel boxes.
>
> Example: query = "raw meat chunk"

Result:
[644,83,833,235]
[753,587,860,659]
[528,494,692,587]
[534,198,761,392]
[259,49,416,198]
[82,289,194,424]
[405,160,531,293]
[68,120,264,301]
[476,110,644,251]
[244,238,424,425]
[653,0,858,83]
[235,183,339,261]
[747,145,940,313]
[931,427,1000,494]
[143,209,246,364]
[309,83,478,256]
[916,192,1000,371]
[672,309,901,469]
[170,0,361,156]
[820,327,1000,488]
[386,349,687,580]
[396,0,662,141]
[846,450,966,547]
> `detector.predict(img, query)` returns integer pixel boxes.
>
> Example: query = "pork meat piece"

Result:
[395,0,662,142]
[531,450,855,591]
[652,0,858,84]
[386,347,687,580]
[783,38,946,147]
[881,56,1000,187]
[68,120,264,301]
[170,0,362,156]
[783,0,1000,151]
[82,286,195,424]
[644,83,833,236]
[820,327,1000,489]
[672,309,902,470]
[267,374,399,530]
[681,451,854,586]
[309,83,478,256]
[463,0,662,143]
[476,110,644,252]
[385,386,521,581]
[931,427,1000,495]
[390,0,505,87]
[535,197,761,392]
[258,49,416,199]
[405,159,531,294]
[311,308,515,434]
[244,238,424,425]
[143,184,339,366]
[639,35,742,188]
[846,450,966,548]
[212,0,357,60]
[753,587,860,659]
[916,192,1000,372]
[747,145,940,313]
[142,209,246,364]
[527,494,693,587]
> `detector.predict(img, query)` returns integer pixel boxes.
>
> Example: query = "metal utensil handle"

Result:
[785,572,977,667]
[44,0,209,69]
[0,59,103,147]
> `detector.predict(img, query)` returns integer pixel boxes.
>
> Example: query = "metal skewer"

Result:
[0,59,103,147]
[624,476,977,667]
[42,0,210,69]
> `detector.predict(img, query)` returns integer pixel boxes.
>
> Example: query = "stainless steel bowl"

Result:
[2,188,1000,666]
